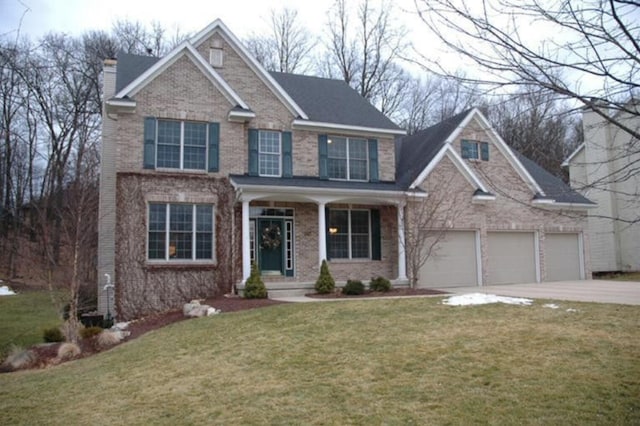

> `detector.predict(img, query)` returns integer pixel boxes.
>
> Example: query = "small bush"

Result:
[244,262,268,299]
[43,327,64,343]
[370,276,391,292]
[57,342,81,360]
[80,326,103,340]
[315,260,336,294]
[342,280,365,295]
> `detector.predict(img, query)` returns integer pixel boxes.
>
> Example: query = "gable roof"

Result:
[115,53,159,93]
[562,143,585,167]
[395,109,471,188]
[270,72,401,132]
[114,41,250,109]
[396,108,593,206]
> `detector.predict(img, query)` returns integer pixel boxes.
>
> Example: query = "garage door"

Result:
[487,232,536,285]
[546,233,582,281]
[418,231,478,287]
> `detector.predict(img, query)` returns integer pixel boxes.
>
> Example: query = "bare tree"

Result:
[402,171,464,288]
[484,89,580,180]
[413,0,640,182]
[246,8,315,73]
[324,0,409,116]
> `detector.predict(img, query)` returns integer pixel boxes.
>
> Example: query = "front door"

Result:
[258,218,284,275]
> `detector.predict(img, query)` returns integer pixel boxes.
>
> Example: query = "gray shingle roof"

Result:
[270,72,401,131]
[515,152,594,205]
[115,52,160,93]
[230,174,406,192]
[395,109,471,188]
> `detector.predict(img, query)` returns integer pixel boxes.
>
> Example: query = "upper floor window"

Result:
[328,137,368,181]
[248,129,292,178]
[258,130,281,177]
[461,140,489,161]
[148,203,214,261]
[143,117,219,172]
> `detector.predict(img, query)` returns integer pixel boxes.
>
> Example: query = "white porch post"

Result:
[242,200,251,282]
[318,202,327,264]
[397,202,408,281]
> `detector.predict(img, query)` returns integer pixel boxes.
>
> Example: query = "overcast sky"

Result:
[1,0,424,42]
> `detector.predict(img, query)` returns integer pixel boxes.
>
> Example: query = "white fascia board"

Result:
[561,143,585,167]
[469,108,545,195]
[409,145,448,189]
[472,194,496,203]
[228,110,256,122]
[191,20,308,120]
[533,200,597,210]
[291,119,406,137]
[115,42,248,110]
[409,144,489,193]
[106,98,136,108]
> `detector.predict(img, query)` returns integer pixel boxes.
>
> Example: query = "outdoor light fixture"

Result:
[329,227,338,234]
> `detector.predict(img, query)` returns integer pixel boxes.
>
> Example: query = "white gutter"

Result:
[292,119,406,136]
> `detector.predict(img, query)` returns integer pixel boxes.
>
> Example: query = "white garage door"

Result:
[546,233,582,281]
[418,231,478,288]
[487,232,536,285]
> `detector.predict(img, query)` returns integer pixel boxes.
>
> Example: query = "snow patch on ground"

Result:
[442,293,533,306]
[543,303,560,309]
[566,308,579,313]
[0,285,16,296]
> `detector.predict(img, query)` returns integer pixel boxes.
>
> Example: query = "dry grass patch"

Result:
[0,298,638,424]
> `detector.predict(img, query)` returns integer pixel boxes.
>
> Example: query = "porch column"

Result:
[318,202,327,264]
[242,200,251,282]
[397,202,408,281]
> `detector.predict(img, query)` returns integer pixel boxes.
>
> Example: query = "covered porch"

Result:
[230,175,411,295]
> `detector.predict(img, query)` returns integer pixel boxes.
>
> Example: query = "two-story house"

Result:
[99,20,594,320]
[564,102,640,273]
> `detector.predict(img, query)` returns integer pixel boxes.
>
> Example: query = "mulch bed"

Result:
[307,287,448,299]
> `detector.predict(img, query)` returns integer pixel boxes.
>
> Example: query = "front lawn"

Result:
[1,297,638,424]
[0,290,63,360]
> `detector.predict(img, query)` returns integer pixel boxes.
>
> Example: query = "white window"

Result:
[148,203,214,261]
[327,136,368,181]
[258,130,281,177]
[156,120,207,170]
[461,140,489,161]
[328,209,371,259]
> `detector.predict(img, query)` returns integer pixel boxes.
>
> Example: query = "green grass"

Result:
[0,290,63,359]
[1,298,639,425]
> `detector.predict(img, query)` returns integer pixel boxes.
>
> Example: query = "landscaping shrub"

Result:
[244,262,268,299]
[43,327,64,343]
[370,276,391,292]
[315,260,335,294]
[342,280,365,295]
[80,326,103,340]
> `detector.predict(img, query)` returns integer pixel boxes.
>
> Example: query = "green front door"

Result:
[258,218,284,275]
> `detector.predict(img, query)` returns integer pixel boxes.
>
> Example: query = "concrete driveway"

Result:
[438,280,640,305]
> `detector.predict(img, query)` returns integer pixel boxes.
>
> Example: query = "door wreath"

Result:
[261,224,282,250]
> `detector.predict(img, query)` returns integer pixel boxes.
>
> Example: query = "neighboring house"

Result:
[98,19,594,320]
[564,103,640,272]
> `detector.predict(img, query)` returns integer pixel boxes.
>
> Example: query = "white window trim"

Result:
[329,208,371,260]
[156,120,209,171]
[146,203,216,263]
[258,130,282,177]
[462,140,489,161]
[328,136,369,182]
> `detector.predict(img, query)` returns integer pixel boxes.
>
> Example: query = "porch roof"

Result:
[230,174,421,204]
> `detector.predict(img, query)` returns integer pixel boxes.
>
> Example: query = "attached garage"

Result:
[487,232,537,285]
[418,231,478,288]
[545,233,583,281]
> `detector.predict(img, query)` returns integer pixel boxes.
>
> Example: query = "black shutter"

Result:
[143,117,157,169]
[371,209,381,260]
[248,129,259,176]
[208,122,220,172]
[282,131,292,178]
[368,138,379,182]
[318,134,328,179]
